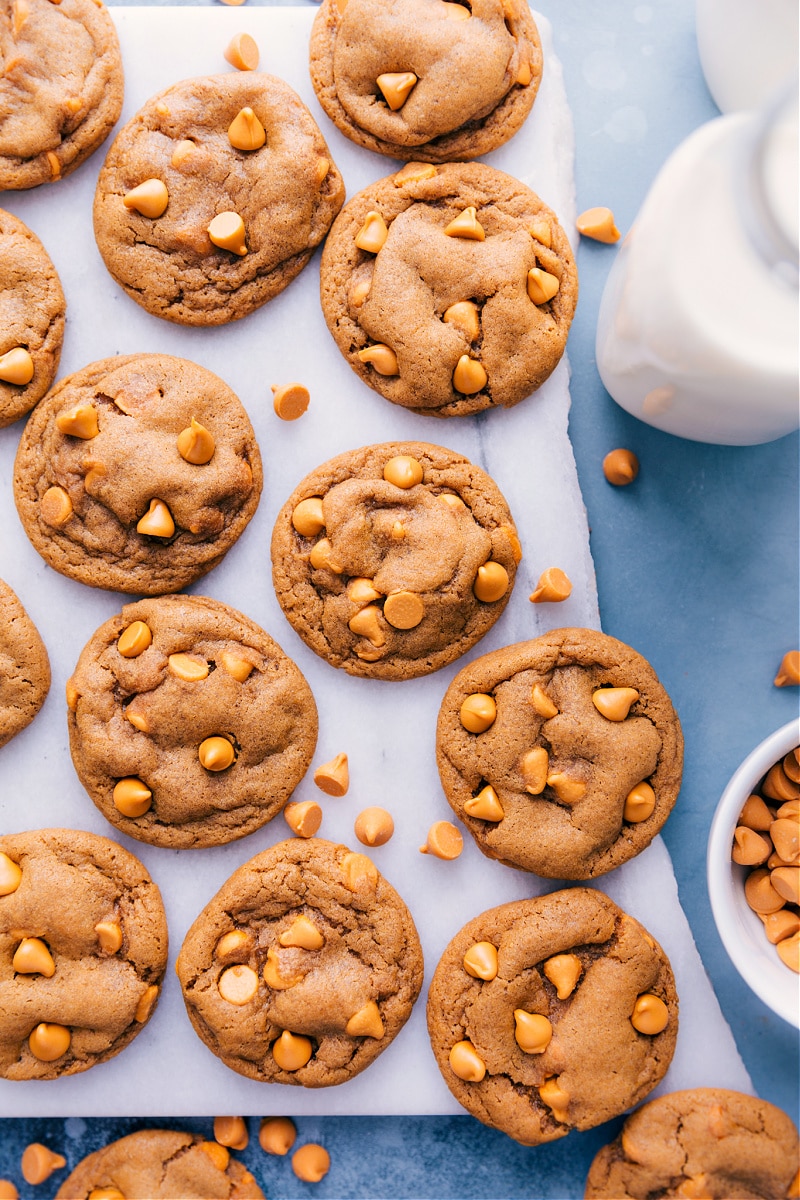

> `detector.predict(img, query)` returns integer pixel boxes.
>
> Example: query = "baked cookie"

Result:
[436,628,683,879]
[0,828,168,1080]
[584,1088,800,1199]
[0,578,50,749]
[93,72,345,326]
[55,1129,265,1200]
[67,594,318,849]
[13,354,262,596]
[0,0,123,190]
[271,441,520,680]
[319,161,577,417]
[309,0,542,162]
[0,208,65,428]
[175,837,424,1086]
[427,888,678,1146]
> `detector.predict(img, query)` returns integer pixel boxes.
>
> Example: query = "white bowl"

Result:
[707,717,800,1026]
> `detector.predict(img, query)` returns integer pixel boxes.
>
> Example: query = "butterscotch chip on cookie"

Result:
[67,595,318,849]
[0,828,167,1080]
[55,1129,265,1199]
[319,162,577,417]
[0,0,123,190]
[271,441,520,680]
[584,1088,799,1199]
[175,837,424,1086]
[436,628,683,879]
[13,354,262,596]
[0,579,50,749]
[93,72,344,325]
[0,209,65,429]
[427,889,678,1146]
[309,0,542,162]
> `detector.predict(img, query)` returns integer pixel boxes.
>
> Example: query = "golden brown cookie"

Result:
[436,628,684,879]
[67,595,318,849]
[584,1088,800,1199]
[0,828,168,1080]
[0,208,65,428]
[175,838,424,1086]
[0,0,123,190]
[13,354,262,596]
[427,889,678,1146]
[309,0,542,162]
[93,72,345,326]
[270,441,520,680]
[55,1129,265,1199]
[0,578,49,749]
[319,161,577,416]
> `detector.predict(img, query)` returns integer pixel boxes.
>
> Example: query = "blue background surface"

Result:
[0,1,798,1196]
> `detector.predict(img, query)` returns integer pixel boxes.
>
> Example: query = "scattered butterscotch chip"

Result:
[313,752,349,796]
[0,1180,17,1200]
[292,1144,330,1183]
[354,806,394,846]
[214,1115,249,1151]
[603,447,639,485]
[224,32,259,71]
[420,820,463,860]
[775,651,800,687]
[259,1117,297,1156]
[576,206,621,243]
[219,0,247,7]
[283,799,323,838]
[21,1143,66,1186]
[530,566,572,603]
[272,382,310,421]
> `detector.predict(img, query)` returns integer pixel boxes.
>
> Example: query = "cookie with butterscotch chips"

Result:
[0,578,50,749]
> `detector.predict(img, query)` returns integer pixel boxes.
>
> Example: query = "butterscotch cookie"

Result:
[271,441,520,680]
[67,595,318,849]
[584,1088,800,1199]
[427,889,678,1146]
[13,354,262,596]
[436,628,683,879]
[0,828,168,1080]
[319,161,577,417]
[309,0,542,162]
[93,72,344,326]
[55,1129,265,1199]
[0,579,50,748]
[0,0,123,190]
[0,209,65,428]
[176,838,424,1086]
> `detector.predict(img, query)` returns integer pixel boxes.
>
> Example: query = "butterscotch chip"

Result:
[0,579,50,748]
[21,1143,66,1186]
[313,751,349,796]
[319,163,578,417]
[603,448,639,486]
[354,806,394,846]
[224,32,259,72]
[584,1089,799,1199]
[436,629,683,879]
[0,828,167,1080]
[284,800,323,838]
[93,74,344,326]
[175,838,423,1085]
[420,820,463,860]
[272,382,311,421]
[576,206,621,244]
[13,354,262,595]
[427,889,678,1146]
[258,1117,296,1156]
[271,441,519,679]
[55,1130,265,1199]
[292,1144,330,1183]
[309,0,542,162]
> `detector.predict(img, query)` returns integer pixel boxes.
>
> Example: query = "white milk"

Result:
[695,0,798,113]
[595,87,798,446]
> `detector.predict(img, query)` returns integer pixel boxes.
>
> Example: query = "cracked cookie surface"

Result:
[436,628,683,879]
[93,72,345,325]
[175,837,424,1086]
[0,828,168,1080]
[309,0,542,162]
[67,595,318,849]
[13,354,262,596]
[0,578,50,749]
[271,441,520,680]
[427,889,678,1146]
[319,162,577,416]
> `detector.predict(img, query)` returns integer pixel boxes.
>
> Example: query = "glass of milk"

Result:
[695,0,798,113]
[594,80,798,446]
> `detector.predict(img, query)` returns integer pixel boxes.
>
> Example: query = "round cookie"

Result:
[93,72,345,326]
[0,208,65,428]
[271,441,521,680]
[0,828,168,1080]
[427,888,679,1146]
[175,837,424,1086]
[13,354,262,596]
[309,0,542,162]
[67,594,318,849]
[0,0,123,190]
[319,161,577,417]
[0,578,50,749]
[436,628,683,879]
[55,1129,265,1199]
[584,1088,800,1199]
